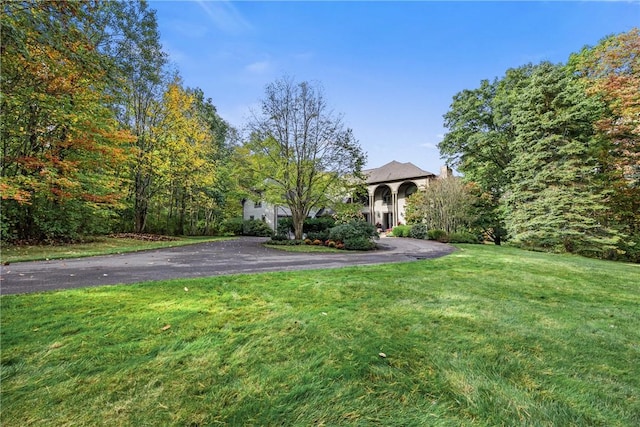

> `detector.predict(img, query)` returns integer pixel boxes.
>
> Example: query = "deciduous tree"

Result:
[571,29,640,242]
[1,1,133,242]
[405,178,475,234]
[245,77,366,240]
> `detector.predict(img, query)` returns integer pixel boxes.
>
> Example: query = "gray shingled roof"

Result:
[364,161,435,184]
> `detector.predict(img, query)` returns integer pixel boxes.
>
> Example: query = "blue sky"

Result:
[151,0,639,173]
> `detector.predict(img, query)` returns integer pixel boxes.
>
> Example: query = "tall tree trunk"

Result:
[292,208,306,240]
[134,171,149,233]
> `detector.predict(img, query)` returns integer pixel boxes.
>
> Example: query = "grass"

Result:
[0,236,229,263]
[1,245,638,426]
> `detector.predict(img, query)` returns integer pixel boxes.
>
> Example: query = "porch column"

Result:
[369,192,375,225]
[393,191,398,228]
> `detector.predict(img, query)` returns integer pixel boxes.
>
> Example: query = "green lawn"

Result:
[0,236,229,263]
[1,245,638,426]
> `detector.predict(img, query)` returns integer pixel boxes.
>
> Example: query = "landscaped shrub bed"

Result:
[264,239,305,246]
[269,220,377,251]
[389,224,482,244]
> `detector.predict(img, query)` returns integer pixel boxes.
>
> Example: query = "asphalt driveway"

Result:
[0,237,455,295]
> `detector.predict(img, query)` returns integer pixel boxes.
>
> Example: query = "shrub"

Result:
[304,217,336,233]
[343,236,376,251]
[222,217,244,235]
[449,231,481,244]
[242,220,273,237]
[427,229,449,243]
[312,239,323,246]
[306,231,330,241]
[409,223,428,240]
[391,225,411,237]
[265,239,304,246]
[329,220,377,242]
[271,233,289,241]
[278,217,294,234]
[327,240,336,248]
[327,220,377,251]
[304,238,312,245]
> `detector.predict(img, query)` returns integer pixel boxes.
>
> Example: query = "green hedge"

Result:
[242,220,273,237]
[409,223,428,240]
[391,225,411,237]
[449,231,482,244]
[427,229,448,242]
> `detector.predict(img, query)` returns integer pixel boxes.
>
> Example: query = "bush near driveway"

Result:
[391,225,411,237]
[242,220,273,237]
[409,223,428,240]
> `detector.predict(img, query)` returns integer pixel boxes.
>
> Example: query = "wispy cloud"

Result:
[420,133,444,150]
[196,0,252,34]
[245,60,271,74]
[420,142,438,149]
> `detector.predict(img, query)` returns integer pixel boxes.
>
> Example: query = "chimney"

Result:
[439,165,453,179]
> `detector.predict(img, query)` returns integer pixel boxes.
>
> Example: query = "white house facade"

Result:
[242,161,451,232]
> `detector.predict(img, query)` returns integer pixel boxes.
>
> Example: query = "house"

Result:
[242,161,452,232]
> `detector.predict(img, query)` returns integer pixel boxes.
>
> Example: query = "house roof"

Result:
[363,161,435,184]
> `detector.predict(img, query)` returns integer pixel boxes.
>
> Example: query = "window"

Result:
[382,188,392,204]
[405,184,417,198]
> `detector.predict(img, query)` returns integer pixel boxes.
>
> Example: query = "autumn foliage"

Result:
[1,1,232,243]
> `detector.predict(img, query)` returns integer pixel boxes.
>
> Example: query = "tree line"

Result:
[2,2,636,263]
[1,1,241,243]
[435,29,639,261]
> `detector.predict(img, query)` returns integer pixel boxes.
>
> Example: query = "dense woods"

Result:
[438,29,639,261]
[1,1,237,242]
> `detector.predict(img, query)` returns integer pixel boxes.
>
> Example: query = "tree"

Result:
[438,65,536,243]
[97,0,168,233]
[245,77,366,240]
[571,29,640,242]
[1,1,134,242]
[505,62,619,255]
[404,178,476,234]
[148,79,229,235]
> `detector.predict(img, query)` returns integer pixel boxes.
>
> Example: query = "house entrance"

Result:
[383,212,393,230]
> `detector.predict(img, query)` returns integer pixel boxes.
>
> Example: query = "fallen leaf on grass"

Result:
[378,352,387,358]
[161,324,171,331]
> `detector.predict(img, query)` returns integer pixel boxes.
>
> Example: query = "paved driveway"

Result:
[0,237,454,295]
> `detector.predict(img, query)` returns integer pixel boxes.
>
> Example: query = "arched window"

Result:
[405,184,417,197]
[382,188,392,204]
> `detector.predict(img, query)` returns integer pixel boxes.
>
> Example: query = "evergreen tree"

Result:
[505,62,619,255]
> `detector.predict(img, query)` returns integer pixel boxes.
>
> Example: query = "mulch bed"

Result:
[109,233,178,242]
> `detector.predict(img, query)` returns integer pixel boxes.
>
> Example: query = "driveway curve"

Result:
[0,237,455,295]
